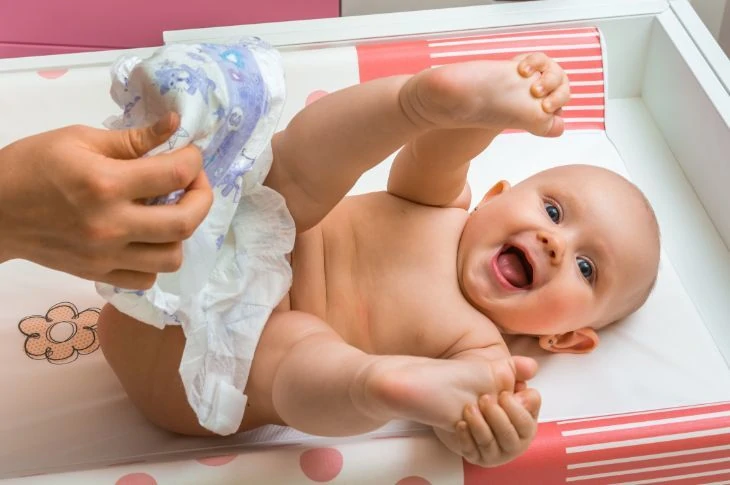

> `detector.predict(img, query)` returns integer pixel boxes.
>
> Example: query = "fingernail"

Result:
[522,65,533,75]
[153,114,173,136]
[479,395,490,407]
[469,404,479,416]
[534,84,544,95]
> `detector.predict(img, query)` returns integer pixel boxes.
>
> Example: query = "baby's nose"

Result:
[536,231,565,265]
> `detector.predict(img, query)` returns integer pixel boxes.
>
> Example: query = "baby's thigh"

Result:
[97,305,213,436]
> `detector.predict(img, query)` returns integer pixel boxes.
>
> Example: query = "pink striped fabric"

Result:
[356,27,606,131]
[464,401,730,484]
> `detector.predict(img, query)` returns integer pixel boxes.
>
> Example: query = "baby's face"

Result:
[457,165,659,344]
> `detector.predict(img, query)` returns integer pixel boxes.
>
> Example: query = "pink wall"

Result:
[0,0,339,58]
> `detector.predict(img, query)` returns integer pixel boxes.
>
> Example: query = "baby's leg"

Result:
[266,54,569,232]
[265,75,421,233]
[250,310,522,436]
[97,305,276,435]
[100,303,524,436]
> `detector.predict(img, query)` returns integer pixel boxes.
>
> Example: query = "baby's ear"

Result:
[538,328,599,354]
[478,180,511,206]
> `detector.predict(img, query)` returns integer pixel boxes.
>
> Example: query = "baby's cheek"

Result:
[536,288,590,330]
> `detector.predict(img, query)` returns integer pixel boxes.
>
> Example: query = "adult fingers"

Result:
[98,269,157,290]
[118,145,204,200]
[96,113,180,160]
[123,176,212,244]
[117,242,184,274]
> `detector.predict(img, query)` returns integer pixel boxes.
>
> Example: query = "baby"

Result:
[97,42,660,468]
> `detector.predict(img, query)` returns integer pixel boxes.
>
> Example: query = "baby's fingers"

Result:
[457,420,482,464]
[464,403,497,455]
[515,388,542,421]
[503,390,540,441]
[481,394,522,454]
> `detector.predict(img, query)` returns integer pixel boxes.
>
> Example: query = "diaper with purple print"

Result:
[99,38,287,325]
[106,39,285,205]
[97,39,294,435]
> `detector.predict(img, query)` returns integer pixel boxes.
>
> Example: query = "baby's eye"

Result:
[544,201,561,223]
[577,257,595,281]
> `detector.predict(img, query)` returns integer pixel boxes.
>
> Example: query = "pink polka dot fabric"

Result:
[115,472,157,485]
[36,69,69,79]
[396,476,432,485]
[196,455,237,467]
[299,448,344,482]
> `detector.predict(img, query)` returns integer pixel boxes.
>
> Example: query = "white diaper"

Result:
[96,40,295,436]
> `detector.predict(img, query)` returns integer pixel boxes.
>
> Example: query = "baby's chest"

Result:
[364,271,485,357]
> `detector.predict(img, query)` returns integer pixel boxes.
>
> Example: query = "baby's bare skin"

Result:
[99,53,571,468]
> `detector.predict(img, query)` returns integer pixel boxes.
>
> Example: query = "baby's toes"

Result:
[516,52,550,78]
[531,66,564,99]
[542,79,571,113]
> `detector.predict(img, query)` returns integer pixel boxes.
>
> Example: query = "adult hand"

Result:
[0,113,213,289]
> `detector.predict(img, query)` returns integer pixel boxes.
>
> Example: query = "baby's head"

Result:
[457,164,660,354]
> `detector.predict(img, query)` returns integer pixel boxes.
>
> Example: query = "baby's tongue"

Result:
[497,252,528,288]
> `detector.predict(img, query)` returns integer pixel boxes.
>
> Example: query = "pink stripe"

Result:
[502,121,605,135]
[559,403,730,432]
[572,460,730,485]
[431,27,600,42]
[356,40,432,82]
[428,36,599,53]
[568,448,730,478]
[356,27,605,133]
[666,471,730,485]
[430,47,603,63]
[566,72,604,82]
[562,122,605,130]
[562,416,730,448]
[464,422,568,485]
[569,84,604,95]
[568,434,730,465]
[555,59,603,69]
[568,97,607,107]
[561,110,604,118]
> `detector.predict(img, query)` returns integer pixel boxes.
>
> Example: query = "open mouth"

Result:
[495,245,534,289]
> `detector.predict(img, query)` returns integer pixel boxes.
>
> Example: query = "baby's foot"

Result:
[401,52,570,137]
[353,354,532,431]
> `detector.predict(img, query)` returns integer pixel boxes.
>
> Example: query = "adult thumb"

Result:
[106,112,180,160]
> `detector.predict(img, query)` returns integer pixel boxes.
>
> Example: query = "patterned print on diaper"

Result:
[148,43,268,205]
